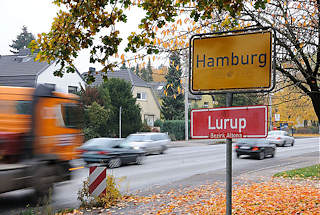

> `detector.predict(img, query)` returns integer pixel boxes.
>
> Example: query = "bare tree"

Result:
[240,0,319,121]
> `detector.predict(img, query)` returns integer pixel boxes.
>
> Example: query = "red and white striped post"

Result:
[89,166,107,197]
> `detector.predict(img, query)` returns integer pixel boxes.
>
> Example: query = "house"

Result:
[0,49,85,93]
[149,81,215,110]
[85,69,161,127]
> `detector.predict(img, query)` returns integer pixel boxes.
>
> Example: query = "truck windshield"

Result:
[61,104,83,129]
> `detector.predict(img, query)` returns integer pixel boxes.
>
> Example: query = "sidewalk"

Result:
[168,139,223,148]
[168,135,318,148]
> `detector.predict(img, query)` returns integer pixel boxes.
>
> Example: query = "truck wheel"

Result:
[33,165,56,204]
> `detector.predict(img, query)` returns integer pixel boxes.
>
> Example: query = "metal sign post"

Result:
[189,27,275,215]
[226,93,233,215]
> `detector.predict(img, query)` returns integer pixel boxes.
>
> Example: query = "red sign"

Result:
[191,106,268,139]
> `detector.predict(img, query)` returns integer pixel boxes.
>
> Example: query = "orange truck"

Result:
[0,85,83,197]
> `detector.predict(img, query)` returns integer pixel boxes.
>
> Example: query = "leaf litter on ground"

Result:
[66,177,319,215]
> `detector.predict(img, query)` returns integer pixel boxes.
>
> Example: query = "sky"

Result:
[0,0,145,74]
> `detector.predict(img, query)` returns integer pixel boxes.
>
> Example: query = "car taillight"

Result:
[234,145,239,149]
[252,147,259,151]
[98,151,109,155]
[77,149,87,153]
[276,137,281,140]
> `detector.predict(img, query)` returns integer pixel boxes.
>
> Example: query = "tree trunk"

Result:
[310,93,320,123]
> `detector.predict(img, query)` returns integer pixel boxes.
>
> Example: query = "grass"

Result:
[274,164,320,179]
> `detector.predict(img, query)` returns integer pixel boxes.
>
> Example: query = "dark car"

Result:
[234,138,276,160]
[78,138,145,168]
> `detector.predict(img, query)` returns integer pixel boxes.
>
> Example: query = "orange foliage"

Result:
[152,67,168,82]
[122,179,319,214]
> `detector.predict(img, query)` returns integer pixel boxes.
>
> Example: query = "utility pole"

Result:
[119,106,122,138]
[184,69,189,141]
[269,93,273,131]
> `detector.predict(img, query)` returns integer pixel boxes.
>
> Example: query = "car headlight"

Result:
[133,146,140,150]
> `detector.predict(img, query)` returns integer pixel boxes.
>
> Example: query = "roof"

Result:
[84,69,161,109]
[148,81,166,98]
[84,69,149,87]
[0,54,49,87]
[0,51,84,87]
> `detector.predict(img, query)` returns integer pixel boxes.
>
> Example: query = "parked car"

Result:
[234,138,276,160]
[266,130,295,147]
[124,132,171,155]
[78,138,145,168]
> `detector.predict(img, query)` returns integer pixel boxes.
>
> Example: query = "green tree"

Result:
[161,52,184,120]
[79,86,109,107]
[120,62,127,69]
[146,58,153,82]
[10,25,35,54]
[214,93,264,107]
[135,64,140,77]
[101,78,142,137]
[140,67,147,82]
[83,102,109,140]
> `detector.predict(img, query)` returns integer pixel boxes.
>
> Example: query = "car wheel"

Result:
[160,146,167,154]
[291,141,294,146]
[258,151,265,160]
[136,155,145,165]
[108,158,121,168]
[270,149,275,158]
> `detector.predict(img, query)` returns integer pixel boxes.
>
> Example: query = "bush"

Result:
[161,120,190,140]
[154,119,163,127]
[140,121,151,132]
[78,175,122,209]
[295,126,319,134]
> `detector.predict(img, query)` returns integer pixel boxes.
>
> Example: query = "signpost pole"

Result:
[226,92,233,215]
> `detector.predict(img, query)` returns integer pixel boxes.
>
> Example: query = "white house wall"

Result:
[36,63,85,93]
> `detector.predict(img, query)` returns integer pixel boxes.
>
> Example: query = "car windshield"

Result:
[237,139,267,145]
[268,131,285,136]
[82,138,121,148]
[125,134,151,142]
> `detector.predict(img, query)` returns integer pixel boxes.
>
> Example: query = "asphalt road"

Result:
[0,137,319,214]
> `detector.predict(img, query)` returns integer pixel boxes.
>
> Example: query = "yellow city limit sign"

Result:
[192,31,272,91]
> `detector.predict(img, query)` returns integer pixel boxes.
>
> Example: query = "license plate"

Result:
[240,146,250,149]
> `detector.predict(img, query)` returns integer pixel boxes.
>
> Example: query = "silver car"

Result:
[124,132,171,155]
[266,130,295,147]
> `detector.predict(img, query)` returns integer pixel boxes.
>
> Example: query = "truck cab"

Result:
[0,85,83,197]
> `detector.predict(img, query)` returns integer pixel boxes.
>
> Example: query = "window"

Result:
[144,114,154,127]
[203,102,209,108]
[137,92,147,100]
[16,101,32,115]
[68,86,78,94]
[57,103,83,129]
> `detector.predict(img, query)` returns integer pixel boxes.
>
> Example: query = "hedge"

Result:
[160,120,190,141]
